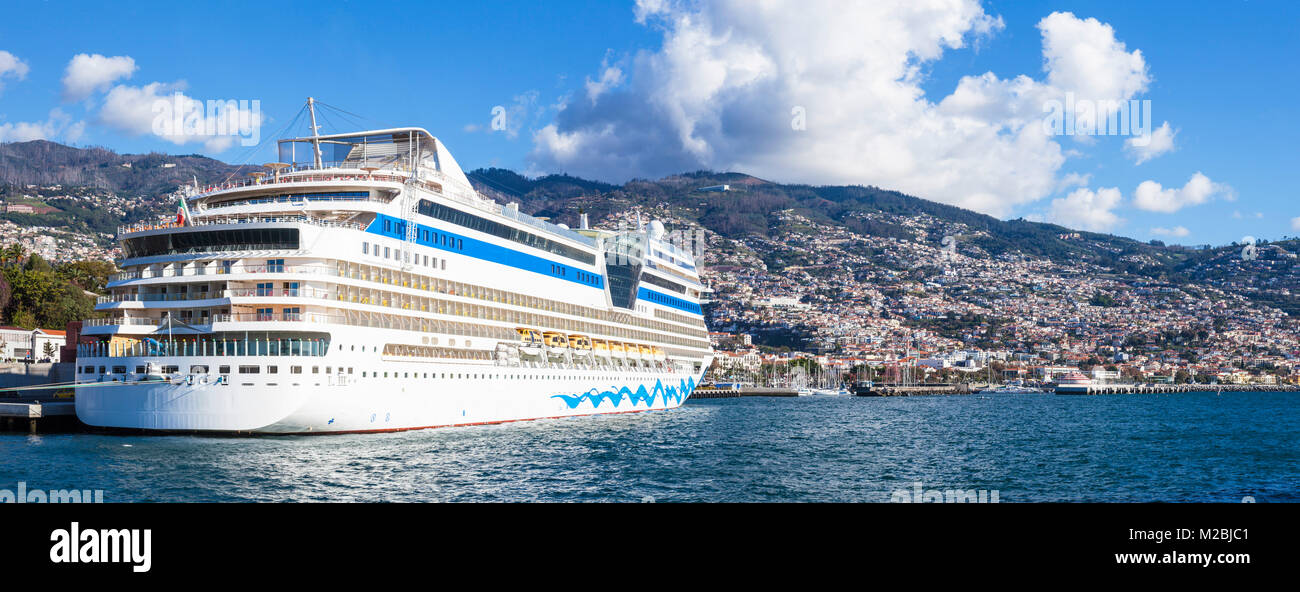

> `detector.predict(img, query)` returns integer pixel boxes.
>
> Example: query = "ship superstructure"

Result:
[74,102,713,433]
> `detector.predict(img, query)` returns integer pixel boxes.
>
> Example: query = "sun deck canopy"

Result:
[277,127,473,192]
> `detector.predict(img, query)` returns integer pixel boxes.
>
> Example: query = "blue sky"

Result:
[1,0,1296,245]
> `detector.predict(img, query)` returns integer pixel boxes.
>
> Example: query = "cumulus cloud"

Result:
[98,82,261,152]
[1291,216,1300,231]
[62,53,137,101]
[0,108,83,143]
[1042,186,1123,232]
[1125,120,1175,164]
[1038,12,1148,108]
[529,3,1154,217]
[585,53,626,103]
[0,50,30,92]
[1150,225,1190,238]
[1133,172,1230,213]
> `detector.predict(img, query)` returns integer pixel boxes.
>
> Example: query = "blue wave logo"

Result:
[551,376,697,409]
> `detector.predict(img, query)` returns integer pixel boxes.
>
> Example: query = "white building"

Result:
[0,327,67,362]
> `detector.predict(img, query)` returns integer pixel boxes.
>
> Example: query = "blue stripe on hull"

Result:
[367,214,604,289]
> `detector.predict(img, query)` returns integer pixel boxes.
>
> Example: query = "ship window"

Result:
[291,366,302,374]
[239,366,259,374]
[123,228,299,258]
[312,366,319,373]
[267,366,278,374]
[135,366,146,374]
[363,242,369,255]
[219,365,231,374]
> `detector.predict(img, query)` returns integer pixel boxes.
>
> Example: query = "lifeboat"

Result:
[568,334,593,357]
[625,342,643,361]
[515,328,543,358]
[542,331,570,359]
[592,339,611,359]
[651,346,667,363]
[609,341,627,359]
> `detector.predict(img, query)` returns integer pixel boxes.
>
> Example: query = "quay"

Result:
[0,362,86,433]
[853,383,972,397]
[1056,383,1300,395]
[690,386,799,398]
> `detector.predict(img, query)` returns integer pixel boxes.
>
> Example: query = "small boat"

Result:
[542,331,570,359]
[568,334,593,357]
[796,387,813,397]
[592,339,611,360]
[515,328,543,358]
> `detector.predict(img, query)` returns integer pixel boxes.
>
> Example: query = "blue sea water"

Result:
[0,392,1294,502]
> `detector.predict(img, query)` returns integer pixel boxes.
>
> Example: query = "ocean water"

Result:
[1,392,1294,502]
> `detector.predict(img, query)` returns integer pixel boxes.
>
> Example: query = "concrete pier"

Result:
[853,384,972,397]
[1055,384,1298,395]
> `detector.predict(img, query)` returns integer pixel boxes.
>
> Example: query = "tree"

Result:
[43,341,56,361]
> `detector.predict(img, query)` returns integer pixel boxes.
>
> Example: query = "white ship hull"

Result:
[76,356,702,433]
[79,119,715,434]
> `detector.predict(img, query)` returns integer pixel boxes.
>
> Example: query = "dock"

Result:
[690,386,800,398]
[1,362,87,433]
[0,400,80,433]
[853,384,972,397]
[1056,383,1299,395]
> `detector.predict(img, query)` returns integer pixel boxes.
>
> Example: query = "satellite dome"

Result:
[648,220,666,239]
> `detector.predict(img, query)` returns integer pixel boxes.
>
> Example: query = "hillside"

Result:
[0,140,245,195]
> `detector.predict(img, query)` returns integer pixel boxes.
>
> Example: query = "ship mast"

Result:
[307,97,323,169]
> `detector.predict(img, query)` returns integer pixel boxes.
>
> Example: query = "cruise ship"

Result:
[74,101,714,433]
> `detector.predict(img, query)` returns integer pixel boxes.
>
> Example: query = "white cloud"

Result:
[1038,12,1148,107]
[530,3,1154,217]
[98,82,261,152]
[1043,186,1123,232]
[1291,216,1300,231]
[1125,120,1175,164]
[0,50,30,92]
[63,54,137,101]
[0,108,82,143]
[1133,172,1229,213]
[1150,226,1190,238]
[585,53,626,103]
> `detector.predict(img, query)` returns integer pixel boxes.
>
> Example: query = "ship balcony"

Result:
[109,263,336,287]
[80,311,346,336]
[117,214,363,239]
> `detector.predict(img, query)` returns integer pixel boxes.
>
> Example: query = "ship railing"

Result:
[76,336,329,359]
[82,317,167,327]
[97,292,223,304]
[118,215,363,237]
[188,164,445,200]
[111,264,336,283]
[498,206,597,247]
[201,193,389,211]
[224,287,333,299]
[211,312,345,324]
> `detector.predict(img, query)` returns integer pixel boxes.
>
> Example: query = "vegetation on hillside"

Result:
[0,243,112,330]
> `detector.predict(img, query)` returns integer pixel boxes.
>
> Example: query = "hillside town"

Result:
[601,205,1300,388]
